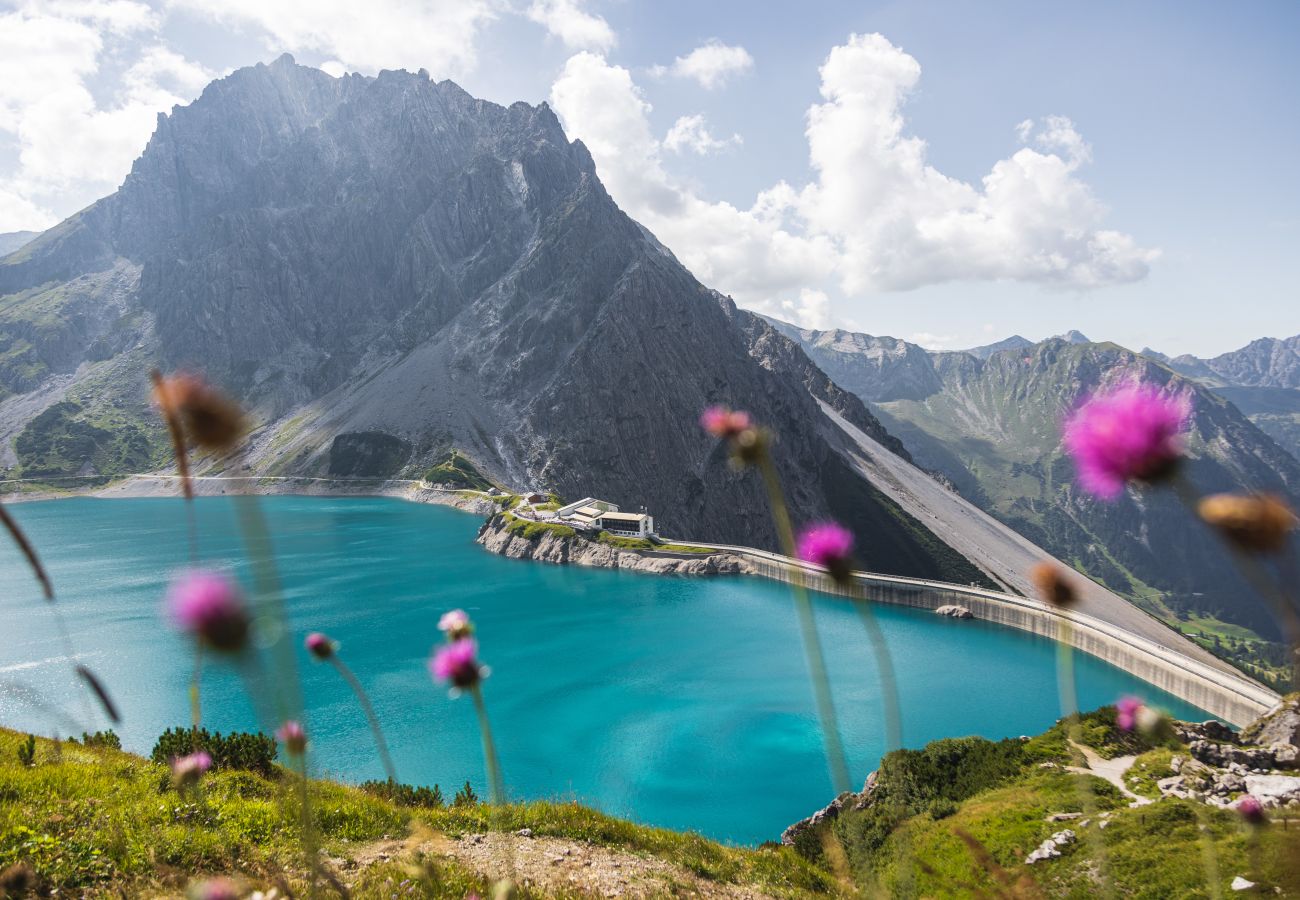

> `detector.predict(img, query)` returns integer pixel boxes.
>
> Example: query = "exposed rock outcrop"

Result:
[475,514,757,577]
[935,604,972,619]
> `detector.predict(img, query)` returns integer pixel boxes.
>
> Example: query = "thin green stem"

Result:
[756,453,852,796]
[470,683,506,806]
[332,656,398,785]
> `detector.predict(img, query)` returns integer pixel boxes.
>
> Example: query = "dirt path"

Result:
[1066,741,1152,807]
[340,829,781,899]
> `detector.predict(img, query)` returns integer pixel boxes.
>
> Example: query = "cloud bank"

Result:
[551,33,1156,326]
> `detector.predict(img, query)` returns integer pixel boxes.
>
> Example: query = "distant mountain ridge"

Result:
[774,319,1300,652]
[1145,335,1300,460]
[0,232,37,257]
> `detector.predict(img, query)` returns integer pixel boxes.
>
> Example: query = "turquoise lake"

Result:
[0,495,1210,845]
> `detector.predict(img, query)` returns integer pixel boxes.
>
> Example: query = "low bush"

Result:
[70,730,121,750]
[150,727,277,777]
[360,779,445,808]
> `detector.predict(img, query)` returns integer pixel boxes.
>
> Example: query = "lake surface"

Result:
[0,496,1210,845]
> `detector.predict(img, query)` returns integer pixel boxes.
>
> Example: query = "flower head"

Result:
[700,406,752,439]
[305,632,335,660]
[1233,793,1266,825]
[275,720,307,755]
[1198,493,1297,555]
[153,372,246,450]
[797,523,855,584]
[431,638,485,692]
[171,751,213,789]
[1030,562,1078,607]
[1063,384,1190,498]
[438,609,474,641]
[168,570,250,653]
[1115,696,1144,732]
[188,878,240,900]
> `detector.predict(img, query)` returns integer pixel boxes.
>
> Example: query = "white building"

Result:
[554,498,655,538]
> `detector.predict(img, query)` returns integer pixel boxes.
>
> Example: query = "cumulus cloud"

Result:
[780,289,832,330]
[663,114,740,155]
[909,332,957,351]
[551,52,836,303]
[550,33,1154,324]
[0,1,213,230]
[171,0,496,76]
[526,0,615,51]
[653,40,754,89]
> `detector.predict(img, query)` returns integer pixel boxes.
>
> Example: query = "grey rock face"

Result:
[1241,695,1300,748]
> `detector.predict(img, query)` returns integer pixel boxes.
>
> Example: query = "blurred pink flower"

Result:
[438,609,473,640]
[167,570,250,652]
[275,720,307,755]
[1115,695,1143,731]
[189,877,239,900]
[1233,793,1266,825]
[1063,384,1190,498]
[700,406,752,439]
[171,750,213,788]
[431,638,484,691]
[797,523,855,583]
[305,632,335,660]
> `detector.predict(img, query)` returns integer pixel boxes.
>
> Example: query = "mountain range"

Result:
[0,55,1285,678]
[772,319,1300,662]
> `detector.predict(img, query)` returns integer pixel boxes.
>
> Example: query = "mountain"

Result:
[961,334,1033,360]
[1052,329,1091,345]
[1152,336,1300,460]
[0,232,38,257]
[775,322,1300,650]
[0,54,1000,584]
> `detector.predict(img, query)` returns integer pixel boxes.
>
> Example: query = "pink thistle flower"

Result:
[167,570,250,652]
[305,632,335,660]
[438,609,474,641]
[1115,695,1144,732]
[1063,383,1191,499]
[275,720,307,755]
[1233,793,1266,825]
[188,877,239,900]
[171,750,213,788]
[797,522,855,584]
[700,406,752,439]
[431,638,485,692]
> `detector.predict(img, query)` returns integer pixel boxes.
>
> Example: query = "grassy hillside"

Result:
[3,710,1296,897]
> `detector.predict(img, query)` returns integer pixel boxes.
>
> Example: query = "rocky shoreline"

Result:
[475,512,759,577]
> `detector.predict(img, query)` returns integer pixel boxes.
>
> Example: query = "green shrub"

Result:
[360,779,445,808]
[150,727,277,777]
[16,734,35,767]
[452,780,479,806]
[71,730,121,750]
[424,450,493,491]
[501,513,575,542]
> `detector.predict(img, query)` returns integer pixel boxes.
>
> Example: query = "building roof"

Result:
[598,511,648,522]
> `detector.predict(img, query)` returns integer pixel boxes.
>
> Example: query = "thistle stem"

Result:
[470,683,506,806]
[756,453,852,796]
[331,656,398,785]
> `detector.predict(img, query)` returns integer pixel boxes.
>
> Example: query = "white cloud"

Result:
[663,114,740,155]
[550,52,836,305]
[654,40,754,89]
[780,288,832,330]
[171,0,496,76]
[909,331,956,351]
[526,0,615,51]
[549,34,1155,330]
[0,2,213,231]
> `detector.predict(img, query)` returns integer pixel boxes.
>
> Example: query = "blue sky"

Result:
[1,0,1296,356]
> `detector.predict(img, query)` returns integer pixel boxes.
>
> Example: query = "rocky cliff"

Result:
[475,513,756,576]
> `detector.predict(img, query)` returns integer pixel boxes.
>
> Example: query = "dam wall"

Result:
[688,543,1279,728]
